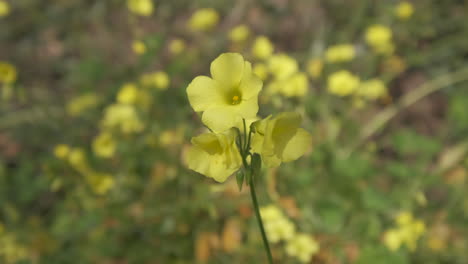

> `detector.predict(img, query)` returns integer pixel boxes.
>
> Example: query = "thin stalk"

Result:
[249,174,273,264]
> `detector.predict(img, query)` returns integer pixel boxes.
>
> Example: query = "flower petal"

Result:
[281,128,312,162]
[239,61,263,99]
[187,146,236,182]
[201,106,241,133]
[210,53,244,88]
[186,76,224,112]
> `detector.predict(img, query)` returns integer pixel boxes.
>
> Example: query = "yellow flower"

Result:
[260,205,284,222]
[251,112,312,168]
[0,1,10,17]
[101,104,144,134]
[365,25,394,55]
[268,72,308,97]
[66,93,99,117]
[356,79,387,100]
[307,58,323,79]
[384,229,403,251]
[86,173,115,195]
[186,53,262,132]
[141,71,170,90]
[169,38,186,55]
[127,0,153,16]
[229,24,250,43]
[186,129,242,182]
[68,148,88,172]
[188,8,219,32]
[327,70,360,96]
[252,36,274,59]
[132,40,146,55]
[0,62,17,84]
[325,44,355,63]
[117,83,139,104]
[286,233,319,263]
[267,54,298,80]
[253,63,268,80]
[395,1,414,20]
[54,144,70,159]
[92,132,116,158]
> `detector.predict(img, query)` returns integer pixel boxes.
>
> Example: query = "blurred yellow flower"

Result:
[395,1,414,20]
[251,112,311,168]
[92,132,116,158]
[0,1,10,17]
[0,0,10,17]
[365,25,394,55]
[186,129,241,182]
[383,211,426,252]
[229,24,250,43]
[186,53,262,132]
[384,229,403,251]
[66,93,99,117]
[102,104,144,134]
[268,72,308,97]
[307,58,323,79]
[68,148,88,172]
[169,38,186,55]
[141,71,170,90]
[188,8,219,32]
[127,0,153,16]
[252,36,274,60]
[0,62,17,84]
[54,144,70,159]
[132,40,146,55]
[267,54,298,80]
[86,173,115,195]
[117,83,139,104]
[285,233,319,263]
[260,205,296,243]
[356,79,387,100]
[327,70,360,96]
[253,63,268,80]
[325,44,355,63]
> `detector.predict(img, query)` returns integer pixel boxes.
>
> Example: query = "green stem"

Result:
[249,173,274,264]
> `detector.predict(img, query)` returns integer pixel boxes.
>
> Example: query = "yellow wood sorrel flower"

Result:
[186,53,262,132]
[251,112,311,168]
[186,129,241,182]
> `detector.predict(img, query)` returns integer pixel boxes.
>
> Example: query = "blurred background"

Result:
[1,0,468,263]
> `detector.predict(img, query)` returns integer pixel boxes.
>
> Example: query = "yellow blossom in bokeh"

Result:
[186,53,262,132]
[117,83,139,104]
[307,58,323,79]
[365,25,394,55]
[54,144,70,159]
[252,36,274,60]
[395,1,414,20]
[251,112,311,168]
[0,233,29,264]
[68,148,88,172]
[141,71,170,90]
[253,63,268,80]
[356,79,387,100]
[267,54,298,80]
[229,24,250,43]
[325,44,355,63]
[186,129,242,182]
[132,40,146,55]
[92,132,116,158]
[0,62,17,84]
[127,0,153,17]
[169,38,186,55]
[327,70,360,96]
[0,1,10,17]
[188,8,219,32]
[260,205,296,243]
[86,173,115,195]
[101,104,144,134]
[383,211,426,252]
[268,72,308,97]
[66,93,99,117]
[286,233,319,263]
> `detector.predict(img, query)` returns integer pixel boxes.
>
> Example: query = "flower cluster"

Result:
[127,0,153,17]
[365,24,394,55]
[260,205,320,263]
[188,8,219,32]
[186,53,311,182]
[383,211,426,251]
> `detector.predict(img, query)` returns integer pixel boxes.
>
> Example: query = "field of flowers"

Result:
[2,0,468,263]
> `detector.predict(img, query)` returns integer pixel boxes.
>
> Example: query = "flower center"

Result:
[231,94,241,105]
